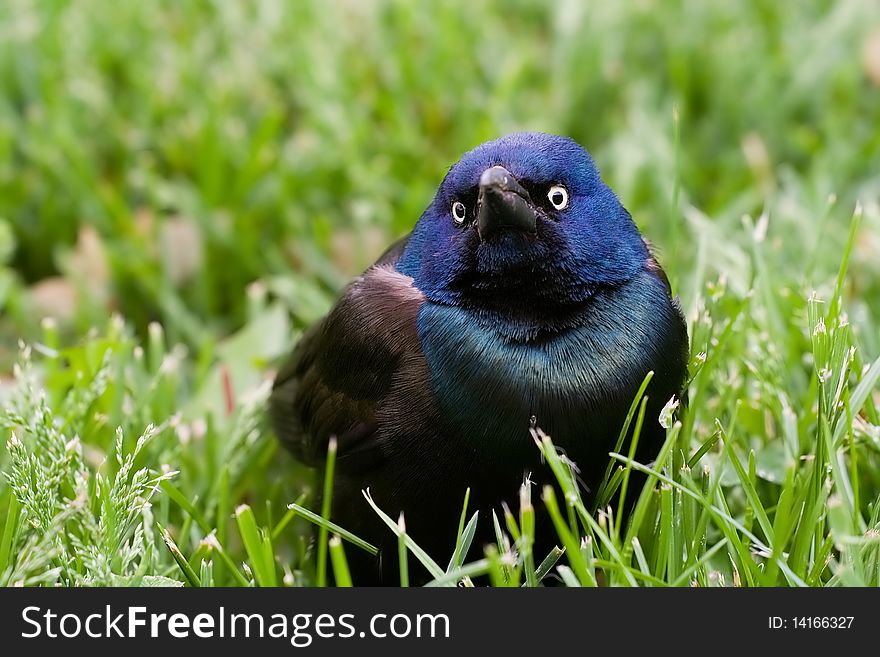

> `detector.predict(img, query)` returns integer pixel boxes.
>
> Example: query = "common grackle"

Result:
[270,133,688,585]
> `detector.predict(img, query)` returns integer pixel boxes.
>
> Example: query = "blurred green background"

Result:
[1,0,880,587]
[2,0,879,363]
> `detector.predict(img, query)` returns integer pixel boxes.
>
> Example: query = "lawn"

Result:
[1,0,880,586]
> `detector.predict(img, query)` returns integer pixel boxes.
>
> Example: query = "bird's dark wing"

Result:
[641,236,690,413]
[269,233,427,471]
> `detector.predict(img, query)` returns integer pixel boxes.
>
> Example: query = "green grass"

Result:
[1,0,880,586]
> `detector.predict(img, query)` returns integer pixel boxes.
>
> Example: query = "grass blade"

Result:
[286,502,378,555]
[533,546,565,585]
[0,495,20,576]
[234,504,277,587]
[362,489,444,580]
[160,525,199,588]
[448,488,472,571]
[398,514,409,587]
[316,437,338,587]
[328,535,352,587]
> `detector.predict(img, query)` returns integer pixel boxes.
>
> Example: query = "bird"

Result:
[270,132,689,585]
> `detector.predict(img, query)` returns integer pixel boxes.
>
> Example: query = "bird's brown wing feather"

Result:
[269,234,425,471]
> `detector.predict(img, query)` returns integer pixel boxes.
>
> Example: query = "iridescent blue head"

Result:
[397,132,649,323]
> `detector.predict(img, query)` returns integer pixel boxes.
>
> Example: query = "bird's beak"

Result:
[476,165,537,241]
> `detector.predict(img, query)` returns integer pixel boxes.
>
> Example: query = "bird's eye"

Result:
[452,201,467,224]
[547,185,569,210]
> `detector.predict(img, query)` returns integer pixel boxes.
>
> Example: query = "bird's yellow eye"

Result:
[452,201,467,224]
[547,185,569,210]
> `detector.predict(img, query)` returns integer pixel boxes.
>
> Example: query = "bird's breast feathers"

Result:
[411,266,684,455]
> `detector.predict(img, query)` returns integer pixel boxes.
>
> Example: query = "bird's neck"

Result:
[434,261,606,341]
[414,267,688,466]
[435,284,597,342]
